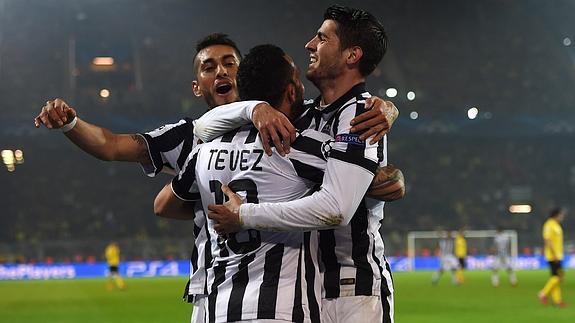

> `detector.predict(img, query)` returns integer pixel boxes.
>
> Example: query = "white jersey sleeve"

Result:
[239,101,381,232]
[192,100,263,143]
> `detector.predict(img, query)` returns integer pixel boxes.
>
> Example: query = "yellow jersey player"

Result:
[105,241,126,290]
[454,229,467,284]
[538,208,566,307]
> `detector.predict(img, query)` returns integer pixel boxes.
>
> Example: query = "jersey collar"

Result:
[312,82,367,114]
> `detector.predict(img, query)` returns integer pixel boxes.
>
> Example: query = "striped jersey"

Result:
[494,232,510,257]
[171,126,331,323]
[138,118,208,300]
[439,238,454,257]
[293,83,393,298]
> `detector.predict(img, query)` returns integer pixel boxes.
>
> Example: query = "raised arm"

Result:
[34,99,151,164]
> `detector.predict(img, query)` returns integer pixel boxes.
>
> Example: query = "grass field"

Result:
[0,270,573,322]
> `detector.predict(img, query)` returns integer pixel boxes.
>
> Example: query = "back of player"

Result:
[176,127,328,322]
[105,241,125,290]
[432,231,460,285]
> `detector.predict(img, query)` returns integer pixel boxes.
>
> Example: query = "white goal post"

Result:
[406,230,518,271]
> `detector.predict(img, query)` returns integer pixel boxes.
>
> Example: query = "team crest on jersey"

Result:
[321,140,333,159]
[335,133,364,146]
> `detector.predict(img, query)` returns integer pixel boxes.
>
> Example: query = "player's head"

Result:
[192,33,242,108]
[237,44,305,120]
[549,207,566,222]
[305,5,387,85]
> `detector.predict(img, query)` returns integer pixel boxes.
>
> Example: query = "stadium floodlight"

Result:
[100,89,110,98]
[92,57,115,66]
[467,107,479,119]
[564,37,572,46]
[409,111,418,120]
[407,91,416,101]
[385,87,398,98]
[407,230,518,271]
[509,204,532,214]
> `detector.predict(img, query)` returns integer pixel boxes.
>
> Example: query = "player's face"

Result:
[305,19,347,85]
[192,45,240,109]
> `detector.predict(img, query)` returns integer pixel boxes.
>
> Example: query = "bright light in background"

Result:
[407,91,416,101]
[385,88,397,98]
[100,89,110,98]
[509,204,532,214]
[92,57,115,66]
[2,150,14,164]
[563,37,572,46]
[14,149,24,164]
[410,111,419,120]
[467,107,479,119]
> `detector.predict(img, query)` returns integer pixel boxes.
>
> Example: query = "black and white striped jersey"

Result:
[439,238,455,257]
[137,101,263,302]
[238,83,394,299]
[172,126,330,323]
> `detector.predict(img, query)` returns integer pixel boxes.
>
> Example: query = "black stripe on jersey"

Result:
[142,118,195,172]
[227,253,257,322]
[351,201,373,295]
[329,149,378,174]
[290,159,324,184]
[190,223,201,274]
[292,247,304,323]
[244,127,259,144]
[208,260,227,323]
[319,229,341,298]
[291,135,326,161]
[203,221,213,295]
[294,108,315,131]
[182,279,192,302]
[140,133,165,175]
[372,231,392,297]
[257,244,285,319]
[377,137,385,163]
[220,127,241,143]
[304,232,321,323]
[171,153,202,201]
[382,295,392,323]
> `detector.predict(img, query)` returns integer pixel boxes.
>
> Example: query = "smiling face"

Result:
[305,19,347,85]
[192,44,240,108]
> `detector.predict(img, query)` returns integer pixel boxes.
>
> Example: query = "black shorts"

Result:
[458,257,466,269]
[548,261,563,276]
[109,265,119,274]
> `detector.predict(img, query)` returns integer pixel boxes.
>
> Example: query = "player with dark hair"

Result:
[538,208,567,307]
[202,5,398,322]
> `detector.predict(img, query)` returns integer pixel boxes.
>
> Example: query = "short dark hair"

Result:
[237,44,293,107]
[549,207,564,218]
[324,5,388,76]
[193,33,241,73]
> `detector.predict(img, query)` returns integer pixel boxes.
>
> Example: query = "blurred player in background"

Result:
[105,241,126,290]
[454,228,467,284]
[490,227,517,287]
[538,208,567,307]
[432,230,461,285]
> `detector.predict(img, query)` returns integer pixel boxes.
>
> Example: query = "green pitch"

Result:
[0,270,572,323]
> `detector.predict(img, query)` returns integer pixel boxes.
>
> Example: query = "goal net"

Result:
[406,230,518,271]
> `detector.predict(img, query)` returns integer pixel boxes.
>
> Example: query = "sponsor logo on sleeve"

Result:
[335,133,365,146]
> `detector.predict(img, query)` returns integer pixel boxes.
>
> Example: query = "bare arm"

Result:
[35,99,151,164]
[154,183,196,220]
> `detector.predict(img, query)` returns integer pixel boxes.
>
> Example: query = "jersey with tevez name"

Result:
[172,126,331,323]
[137,101,261,301]
[238,83,392,299]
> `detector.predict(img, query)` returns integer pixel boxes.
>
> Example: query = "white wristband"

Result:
[61,117,78,133]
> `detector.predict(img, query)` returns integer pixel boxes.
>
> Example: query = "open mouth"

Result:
[215,83,232,95]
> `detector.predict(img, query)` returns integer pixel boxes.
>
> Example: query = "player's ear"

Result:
[286,82,296,105]
[192,80,202,97]
[346,46,363,65]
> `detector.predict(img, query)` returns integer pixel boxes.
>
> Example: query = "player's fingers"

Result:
[221,185,239,202]
[64,106,77,119]
[349,107,376,127]
[277,124,293,155]
[46,104,65,127]
[53,99,68,123]
[259,128,273,156]
[358,125,383,143]
[369,128,387,145]
[39,106,54,129]
[268,127,285,157]
[364,97,376,110]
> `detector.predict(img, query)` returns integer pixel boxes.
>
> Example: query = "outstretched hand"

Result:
[207,185,244,235]
[252,102,296,156]
[350,96,398,144]
[34,98,77,129]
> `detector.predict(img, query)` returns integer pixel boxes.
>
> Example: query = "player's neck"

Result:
[318,72,364,106]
